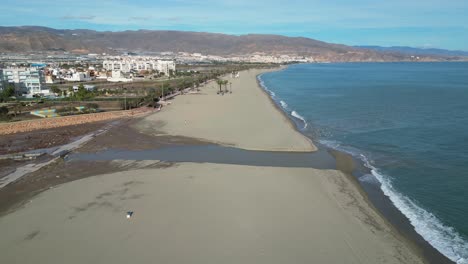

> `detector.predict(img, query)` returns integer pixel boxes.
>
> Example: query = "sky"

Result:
[1,0,468,50]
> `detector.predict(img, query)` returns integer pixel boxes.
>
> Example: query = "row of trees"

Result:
[49,84,96,101]
[216,79,231,94]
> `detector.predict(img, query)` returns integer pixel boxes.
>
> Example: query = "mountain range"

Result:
[356,45,468,57]
[0,26,464,62]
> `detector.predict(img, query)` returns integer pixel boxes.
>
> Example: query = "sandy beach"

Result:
[137,68,317,152]
[0,162,423,264]
[0,67,426,264]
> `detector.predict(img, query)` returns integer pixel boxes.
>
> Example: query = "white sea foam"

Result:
[368,166,468,264]
[358,173,380,185]
[280,100,288,109]
[319,139,468,264]
[259,67,468,263]
[258,76,276,98]
[291,111,308,129]
[319,139,342,150]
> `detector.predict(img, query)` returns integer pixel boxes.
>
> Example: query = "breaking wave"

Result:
[280,100,288,109]
[319,139,468,264]
[291,111,308,129]
[258,75,276,97]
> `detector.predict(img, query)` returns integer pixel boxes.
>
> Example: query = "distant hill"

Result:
[0,26,449,62]
[356,45,468,57]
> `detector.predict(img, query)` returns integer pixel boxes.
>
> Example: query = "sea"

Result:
[259,62,468,264]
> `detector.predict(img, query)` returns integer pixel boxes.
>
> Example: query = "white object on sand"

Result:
[126,211,133,219]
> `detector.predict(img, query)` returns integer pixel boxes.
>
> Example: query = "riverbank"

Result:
[0,67,425,264]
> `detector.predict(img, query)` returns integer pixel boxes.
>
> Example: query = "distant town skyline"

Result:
[1,0,468,50]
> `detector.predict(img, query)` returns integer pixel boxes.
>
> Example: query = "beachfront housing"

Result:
[102,57,176,76]
[0,67,49,97]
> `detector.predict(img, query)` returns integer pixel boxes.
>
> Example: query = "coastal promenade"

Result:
[0,67,424,264]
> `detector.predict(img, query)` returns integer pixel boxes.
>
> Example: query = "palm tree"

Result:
[216,79,224,93]
[223,80,229,93]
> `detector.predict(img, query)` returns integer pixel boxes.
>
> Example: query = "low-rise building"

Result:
[107,70,133,83]
[64,72,93,82]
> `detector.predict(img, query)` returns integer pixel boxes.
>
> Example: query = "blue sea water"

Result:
[259,62,468,263]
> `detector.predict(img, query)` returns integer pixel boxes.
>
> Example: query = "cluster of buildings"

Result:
[0,65,103,97]
[0,55,177,97]
[44,67,96,83]
[0,50,311,98]
[102,57,176,76]
[174,52,314,64]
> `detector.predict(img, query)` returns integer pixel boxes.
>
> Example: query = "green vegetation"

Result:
[0,84,16,102]
[85,103,99,110]
[216,79,229,93]
[0,106,9,121]
[50,85,61,95]
[0,63,276,122]
[70,84,95,101]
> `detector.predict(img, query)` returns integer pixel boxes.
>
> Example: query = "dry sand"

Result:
[0,162,423,264]
[137,68,317,152]
[0,68,425,264]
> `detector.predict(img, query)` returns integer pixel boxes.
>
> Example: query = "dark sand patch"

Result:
[23,230,40,241]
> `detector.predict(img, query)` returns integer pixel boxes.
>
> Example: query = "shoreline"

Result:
[137,67,317,152]
[257,64,454,264]
[0,66,431,263]
[254,67,316,151]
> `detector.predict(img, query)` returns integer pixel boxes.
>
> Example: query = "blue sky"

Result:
[1,0,468,50]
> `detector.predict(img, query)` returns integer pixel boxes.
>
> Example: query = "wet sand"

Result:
[0,121,109,155]
[0,162,423,264]
[0,68,426,264]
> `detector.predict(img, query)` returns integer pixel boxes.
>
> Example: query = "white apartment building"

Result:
[0,67,46,96]
[102,57,176,76]
[64,72,93,82]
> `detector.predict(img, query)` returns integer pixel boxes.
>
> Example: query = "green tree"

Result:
[216,79,224,93]
[67,87,74,100]
[50,85,61,95]
[0,85,15,102]
[223,80,229,92]
[5,84,15,97]
[0,106,9,121]
[75,84,94,101]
